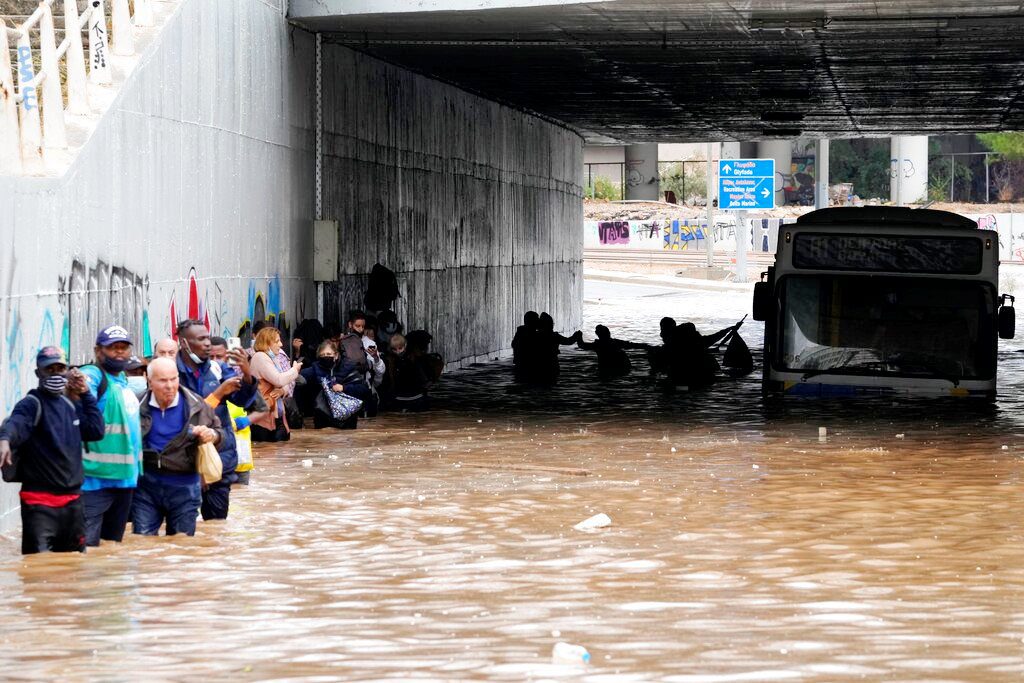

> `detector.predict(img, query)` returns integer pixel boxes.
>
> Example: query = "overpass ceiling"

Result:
[289,1,1024,144]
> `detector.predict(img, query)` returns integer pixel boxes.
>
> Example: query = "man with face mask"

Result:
[78,325,144,548]
[0,347,104,554]
[175,319,257,521]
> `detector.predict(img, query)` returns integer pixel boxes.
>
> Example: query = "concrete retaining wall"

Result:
[0,0,316,530]
[319,46,584,367]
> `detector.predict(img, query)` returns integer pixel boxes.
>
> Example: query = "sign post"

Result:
[718,158,776,211]
[719,158,773,282]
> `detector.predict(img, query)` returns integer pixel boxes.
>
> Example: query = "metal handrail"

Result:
[0,0,143,173]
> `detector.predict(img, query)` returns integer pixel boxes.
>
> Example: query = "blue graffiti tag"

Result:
[17,46,37,111]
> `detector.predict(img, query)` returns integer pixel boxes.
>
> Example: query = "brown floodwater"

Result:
[2,282,1024,681]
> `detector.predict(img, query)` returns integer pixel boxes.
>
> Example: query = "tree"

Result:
[978,132,1024,201]
[829,139,891,200]
[977,132,1024,159]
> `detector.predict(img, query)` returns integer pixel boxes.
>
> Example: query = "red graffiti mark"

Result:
[170,268,210,339]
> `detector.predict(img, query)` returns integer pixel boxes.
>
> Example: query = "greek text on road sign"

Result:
[719,158,775,210]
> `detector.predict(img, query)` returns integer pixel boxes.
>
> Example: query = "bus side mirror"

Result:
[999,294,1015,339]
[752,272,771,321]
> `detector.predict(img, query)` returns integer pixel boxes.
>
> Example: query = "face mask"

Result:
[180,339,202,365]
[317,357,335,370]
[126,376,148,396]
[40,374,68,395]
[101,357,131,373]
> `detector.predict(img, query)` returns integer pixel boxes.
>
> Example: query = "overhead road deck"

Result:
[289,0,1024,143]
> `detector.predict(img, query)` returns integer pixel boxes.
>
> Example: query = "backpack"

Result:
[364,263,399,312]
[0,394,43,483]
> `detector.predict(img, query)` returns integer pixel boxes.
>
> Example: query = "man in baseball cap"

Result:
[79,324,144,547]
[0,347,103,553]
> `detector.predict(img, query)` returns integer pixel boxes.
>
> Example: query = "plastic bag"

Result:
[722,331,754,375]
[196,442,223,485]
[319,378,363,422]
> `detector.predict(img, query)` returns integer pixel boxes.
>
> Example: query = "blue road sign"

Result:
[718,158,775,210]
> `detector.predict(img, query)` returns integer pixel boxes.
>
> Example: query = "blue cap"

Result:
[96,324,133,347]
[36,346,67,369]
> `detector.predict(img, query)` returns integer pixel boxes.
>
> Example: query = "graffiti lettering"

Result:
[58,260,150,362]
[598,221,630,245]
[16,46,37,111]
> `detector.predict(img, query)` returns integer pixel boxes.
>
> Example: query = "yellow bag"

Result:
[228,402,253,473]
[197,442,223,486]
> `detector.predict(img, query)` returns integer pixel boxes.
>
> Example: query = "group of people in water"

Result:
[512,311,752,388]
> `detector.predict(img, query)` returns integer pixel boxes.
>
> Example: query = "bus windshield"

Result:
[779,275,996,381]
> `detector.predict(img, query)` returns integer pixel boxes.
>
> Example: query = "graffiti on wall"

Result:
[598,221,630,245]
[586,217,799,253]
[165,270,297,348]
[57,260,151,361]
[664,220,707,250]
[169,268,211,339]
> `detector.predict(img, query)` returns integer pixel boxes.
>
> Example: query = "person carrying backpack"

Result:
[79,324,144,547]
[0,347,105,554]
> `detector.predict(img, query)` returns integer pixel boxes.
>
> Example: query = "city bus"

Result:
[752,207,1015,397]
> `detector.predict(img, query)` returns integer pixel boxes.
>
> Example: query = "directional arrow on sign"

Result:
[721,164,731,175]
[761,188,771,198]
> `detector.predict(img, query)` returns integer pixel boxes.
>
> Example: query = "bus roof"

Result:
[795,207,977,230]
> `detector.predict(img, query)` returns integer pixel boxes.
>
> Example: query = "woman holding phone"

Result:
[249,327,302,441]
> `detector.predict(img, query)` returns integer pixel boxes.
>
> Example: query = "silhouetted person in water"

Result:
[513,311,580,383]
[511,311,540,380]
[577,325,650,378]
[651,318,743,388]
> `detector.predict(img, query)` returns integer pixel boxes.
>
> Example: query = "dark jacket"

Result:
[0,389,104,494]
[139,388,225,475]
[176,354,257,478]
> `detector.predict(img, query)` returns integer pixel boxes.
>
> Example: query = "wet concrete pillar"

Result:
[890,136,928,205]
[758,140,792,206]
[624,143,659,201]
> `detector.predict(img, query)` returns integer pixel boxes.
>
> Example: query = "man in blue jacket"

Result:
[175,319,257,521]
[0,347,105,554]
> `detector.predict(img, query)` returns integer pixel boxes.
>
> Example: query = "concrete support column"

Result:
[624,143,659,201]
[758,140,792,206]
[890,136,928,205]
[721,142,741,161]
[815,138,830,209]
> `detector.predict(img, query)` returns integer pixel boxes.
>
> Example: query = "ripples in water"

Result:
[1,282,1023,680]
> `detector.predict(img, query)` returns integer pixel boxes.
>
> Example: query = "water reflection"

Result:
[1,282,1023,680]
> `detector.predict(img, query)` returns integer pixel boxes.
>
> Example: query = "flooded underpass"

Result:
[3,279,1024,681]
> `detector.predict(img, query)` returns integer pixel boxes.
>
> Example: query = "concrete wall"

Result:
[0,0,316,530]
[319,45,584,367]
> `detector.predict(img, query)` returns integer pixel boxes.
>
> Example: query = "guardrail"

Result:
[1,0,153,174]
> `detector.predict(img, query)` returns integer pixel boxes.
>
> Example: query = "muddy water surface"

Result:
[2,281,1024,681]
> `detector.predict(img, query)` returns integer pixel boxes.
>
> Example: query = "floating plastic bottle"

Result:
[552,642,591,665]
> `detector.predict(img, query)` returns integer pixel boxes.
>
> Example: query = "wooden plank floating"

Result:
[320,46,584,368]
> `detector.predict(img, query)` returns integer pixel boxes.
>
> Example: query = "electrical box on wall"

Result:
[313,220,338,282]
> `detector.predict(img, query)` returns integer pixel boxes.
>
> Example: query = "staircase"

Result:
[1,0,179,176]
